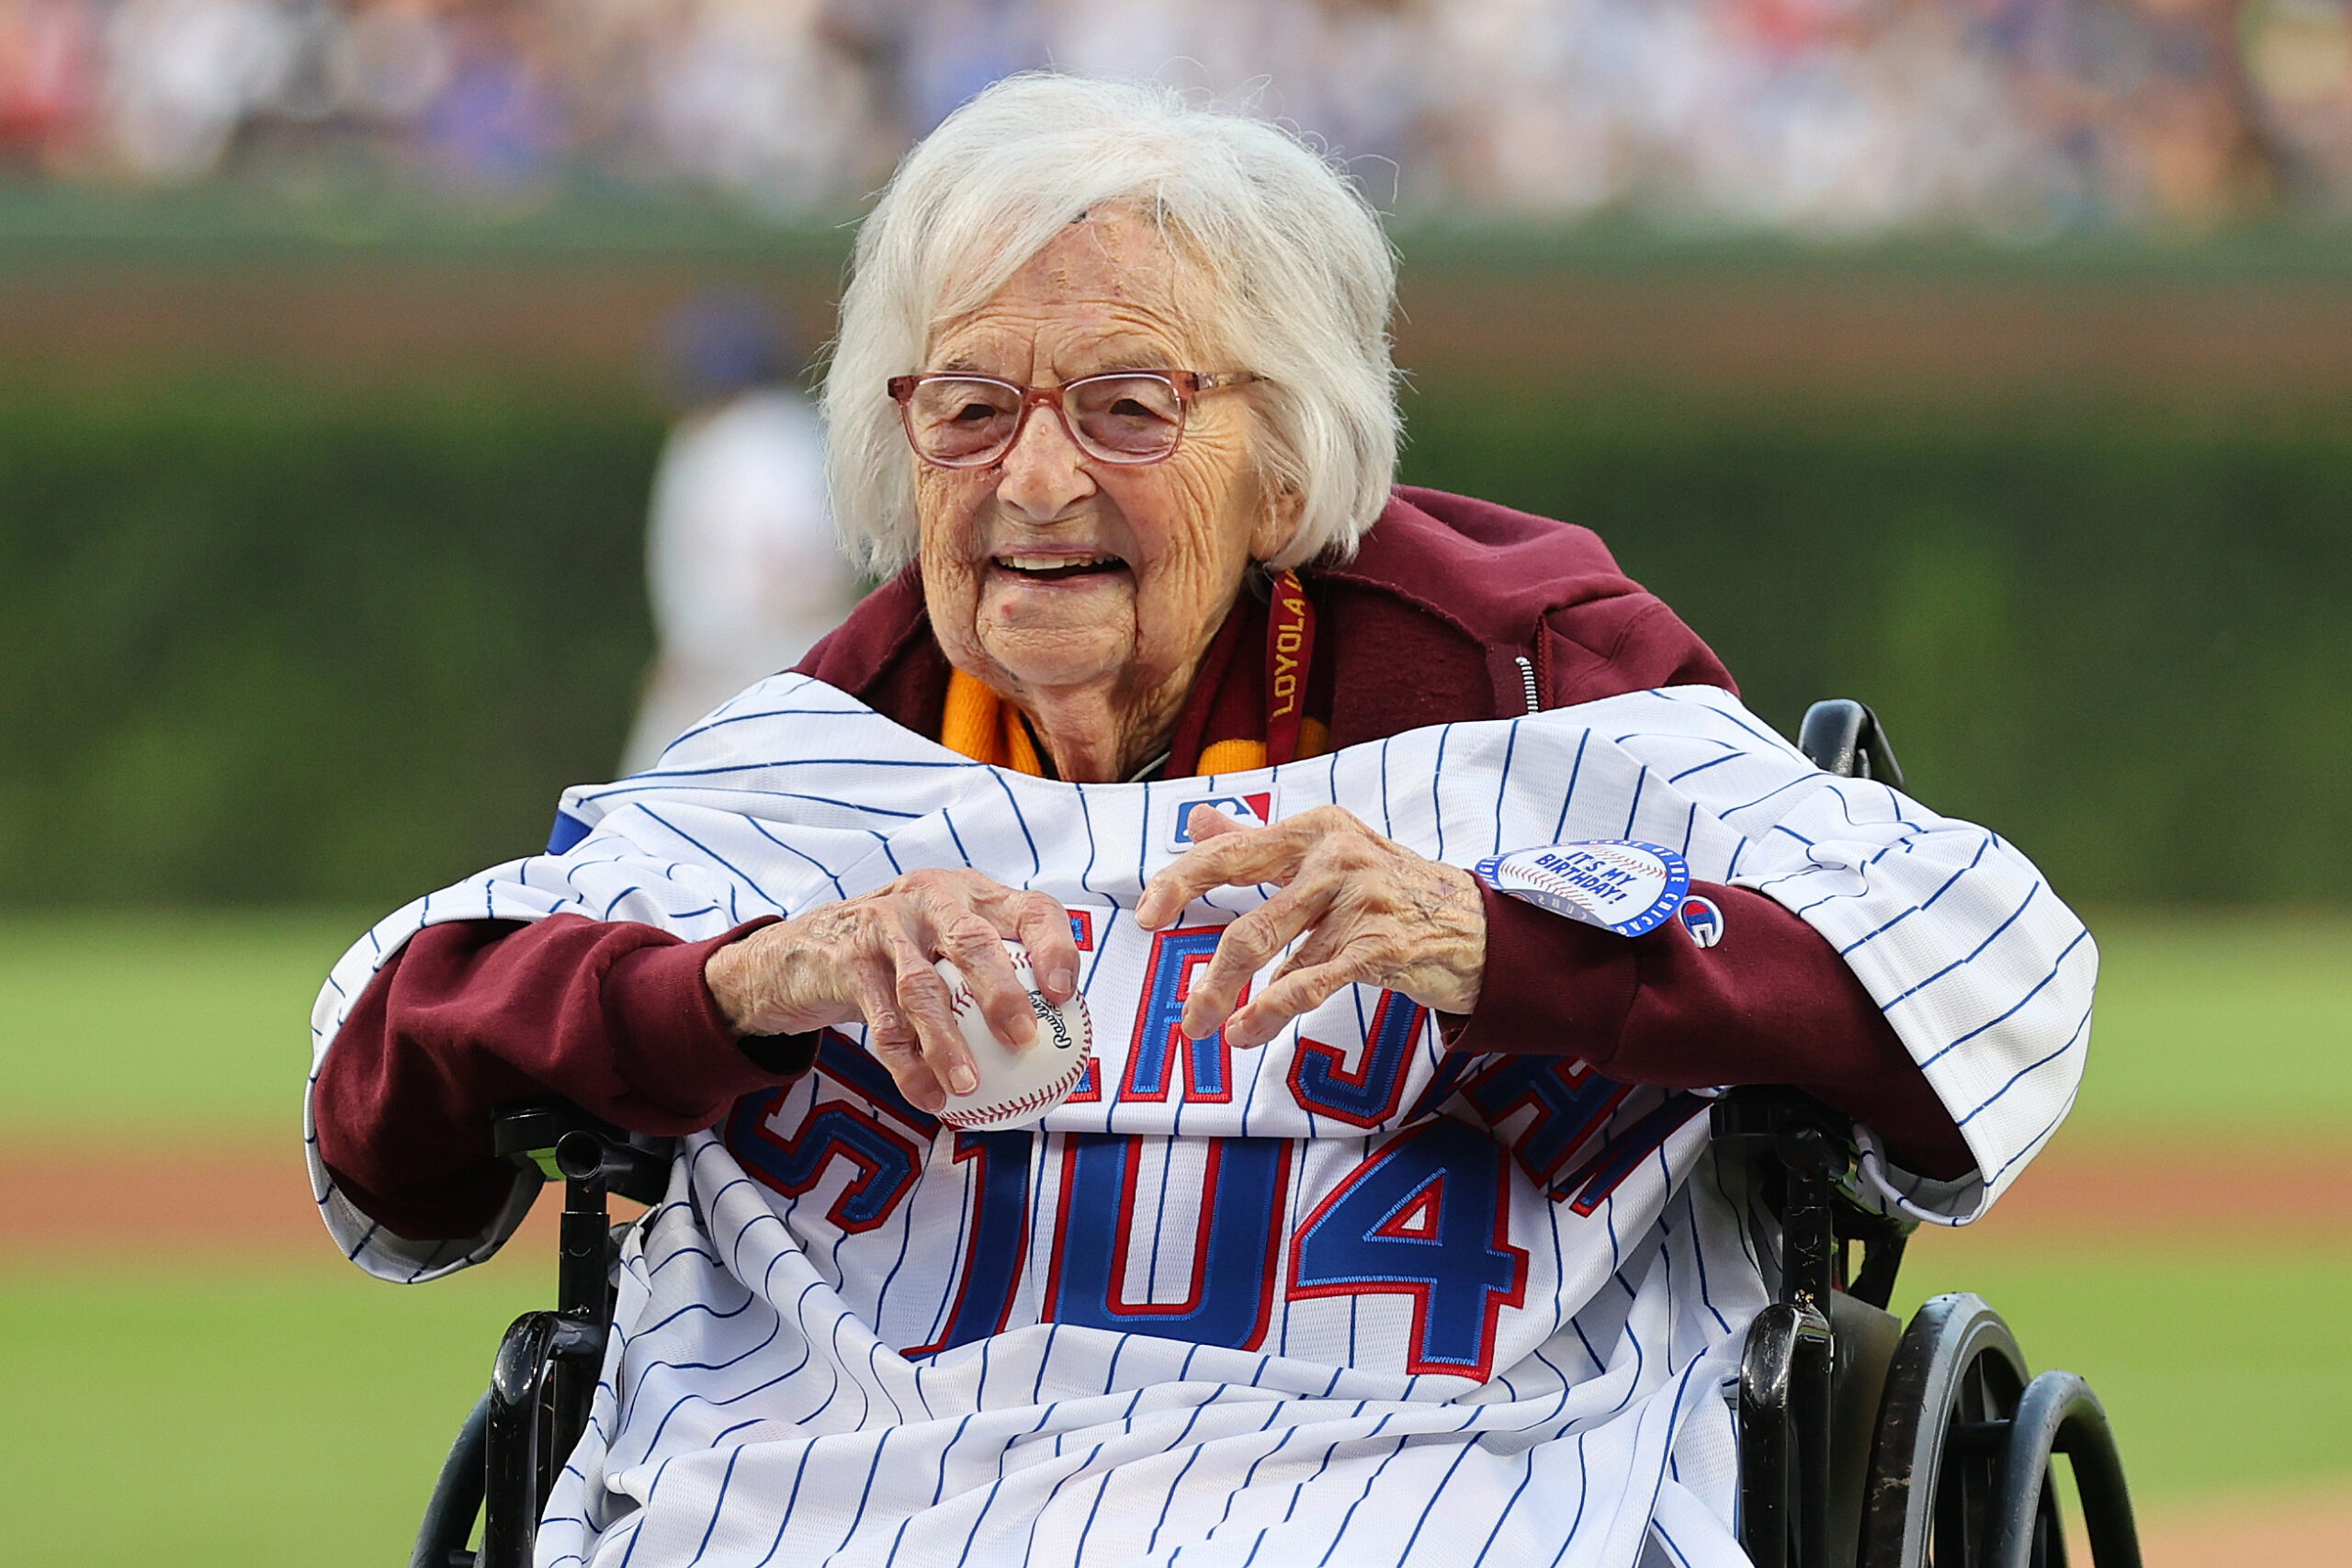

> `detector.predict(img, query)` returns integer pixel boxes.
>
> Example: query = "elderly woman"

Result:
[310,76,2090,1568]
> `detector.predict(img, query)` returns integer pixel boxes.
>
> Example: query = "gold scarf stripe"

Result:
[941,668,1324,779]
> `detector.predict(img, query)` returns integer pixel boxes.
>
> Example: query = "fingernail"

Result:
[1048,964,1078,996]
[950,1065,978,1096]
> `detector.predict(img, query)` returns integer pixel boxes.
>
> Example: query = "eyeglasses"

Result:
[887,369,1264,468]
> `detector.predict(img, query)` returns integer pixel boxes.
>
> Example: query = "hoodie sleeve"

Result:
[314,913,814,1245]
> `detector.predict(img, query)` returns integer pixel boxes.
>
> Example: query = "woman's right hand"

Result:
[702,869,1083,1113]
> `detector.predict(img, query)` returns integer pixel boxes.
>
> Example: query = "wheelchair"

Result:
[411,700,2141,1568]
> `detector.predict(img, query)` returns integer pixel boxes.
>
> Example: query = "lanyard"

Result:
[1264,568,1315,766]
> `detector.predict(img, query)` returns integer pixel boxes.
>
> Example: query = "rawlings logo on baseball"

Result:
[932,940,1093,1130]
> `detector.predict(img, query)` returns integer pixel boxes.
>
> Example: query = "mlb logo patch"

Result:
[1169,790,1275,848]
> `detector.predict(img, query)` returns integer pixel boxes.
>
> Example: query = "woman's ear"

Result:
[1250,485,1306,565]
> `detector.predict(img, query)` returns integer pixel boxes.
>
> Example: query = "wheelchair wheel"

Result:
[1856,1292,2064,1568]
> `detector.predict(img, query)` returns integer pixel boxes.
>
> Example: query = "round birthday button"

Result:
[1472,841,1692,938]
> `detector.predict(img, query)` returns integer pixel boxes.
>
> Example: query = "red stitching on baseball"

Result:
[940,1055,1093,1130]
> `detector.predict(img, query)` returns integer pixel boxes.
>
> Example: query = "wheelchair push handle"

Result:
[1797,698,1905,793]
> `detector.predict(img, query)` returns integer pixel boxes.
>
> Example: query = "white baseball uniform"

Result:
[307,675,2092,1568]
[622,389,855,775]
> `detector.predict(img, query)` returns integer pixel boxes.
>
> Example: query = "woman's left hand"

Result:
[1135,804,1487,1045]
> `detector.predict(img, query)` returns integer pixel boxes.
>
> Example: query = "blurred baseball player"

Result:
[621,291,859,774]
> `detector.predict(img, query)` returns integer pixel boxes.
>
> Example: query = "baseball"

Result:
[931,939,1092,1131]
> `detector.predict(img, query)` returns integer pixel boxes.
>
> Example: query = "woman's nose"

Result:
[993,399,1096,521]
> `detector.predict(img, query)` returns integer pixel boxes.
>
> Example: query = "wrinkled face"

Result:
[914,215,1288,716]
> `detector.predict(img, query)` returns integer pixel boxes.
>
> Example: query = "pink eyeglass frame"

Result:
[885,369,1265,468]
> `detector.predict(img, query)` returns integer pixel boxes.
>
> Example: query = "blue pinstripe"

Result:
[1829,837,1994,956]
[743,818,851,900]
[1550,729,1592,841]
[1920,927,2093,1069]
[1875,881,2043,1013]
[683,1443,745,1565]
[988,770,1044,880]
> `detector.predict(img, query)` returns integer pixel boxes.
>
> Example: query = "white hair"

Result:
[822,73,1401,578]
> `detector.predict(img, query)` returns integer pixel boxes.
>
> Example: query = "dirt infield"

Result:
[1961,1135,2352,1246]
[2125,1484,2352,1568]
[0,1138,581,1262]
[3,1133,2343,1262]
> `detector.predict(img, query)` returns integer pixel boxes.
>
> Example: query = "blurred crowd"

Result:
[2,0,2348,234]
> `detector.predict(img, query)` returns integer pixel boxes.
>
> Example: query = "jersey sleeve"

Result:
[303,674,986,1282]
[1667,698,2096,1225]
[307,911,809,1282]
[1451,881,1974,1179]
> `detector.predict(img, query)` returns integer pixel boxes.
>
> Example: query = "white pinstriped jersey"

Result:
[306,676,2094,1568]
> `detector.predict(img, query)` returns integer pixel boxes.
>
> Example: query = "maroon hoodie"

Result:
[313,487,1971,1241]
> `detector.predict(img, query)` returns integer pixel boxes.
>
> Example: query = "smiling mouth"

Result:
[992,553,1128,581]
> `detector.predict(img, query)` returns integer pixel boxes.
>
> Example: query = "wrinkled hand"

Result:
[704,869,1082,1114]
[1135,804,1487,1046]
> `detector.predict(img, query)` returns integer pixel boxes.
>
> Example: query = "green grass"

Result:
[0,910,368,1138]
[2068,909,2352,1145]
[1888,1236,2352,1503]
[1,1257,543,1566]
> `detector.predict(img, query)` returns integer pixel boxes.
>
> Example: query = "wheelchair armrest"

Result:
[1709,1086,1858,1173]
[492,1099,673,1207]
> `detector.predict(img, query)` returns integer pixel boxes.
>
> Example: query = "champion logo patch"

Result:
[1679,896,1725,948]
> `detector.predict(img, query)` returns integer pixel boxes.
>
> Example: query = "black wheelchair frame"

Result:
[410,1104,670,1568]
[412,699,2141,1568]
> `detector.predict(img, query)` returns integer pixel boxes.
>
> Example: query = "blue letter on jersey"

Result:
[1555,1091,1711,1215]
[1288,990,1425,1128]
[1044,1134,1290,1349]
[1460,1057,1629,1186]
[1289,1118,1528,1380]
[816,1030,940,1135]
[1122,926,1238,1103]
[903,1130,1031,1357]
[727,1095,923,1234]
